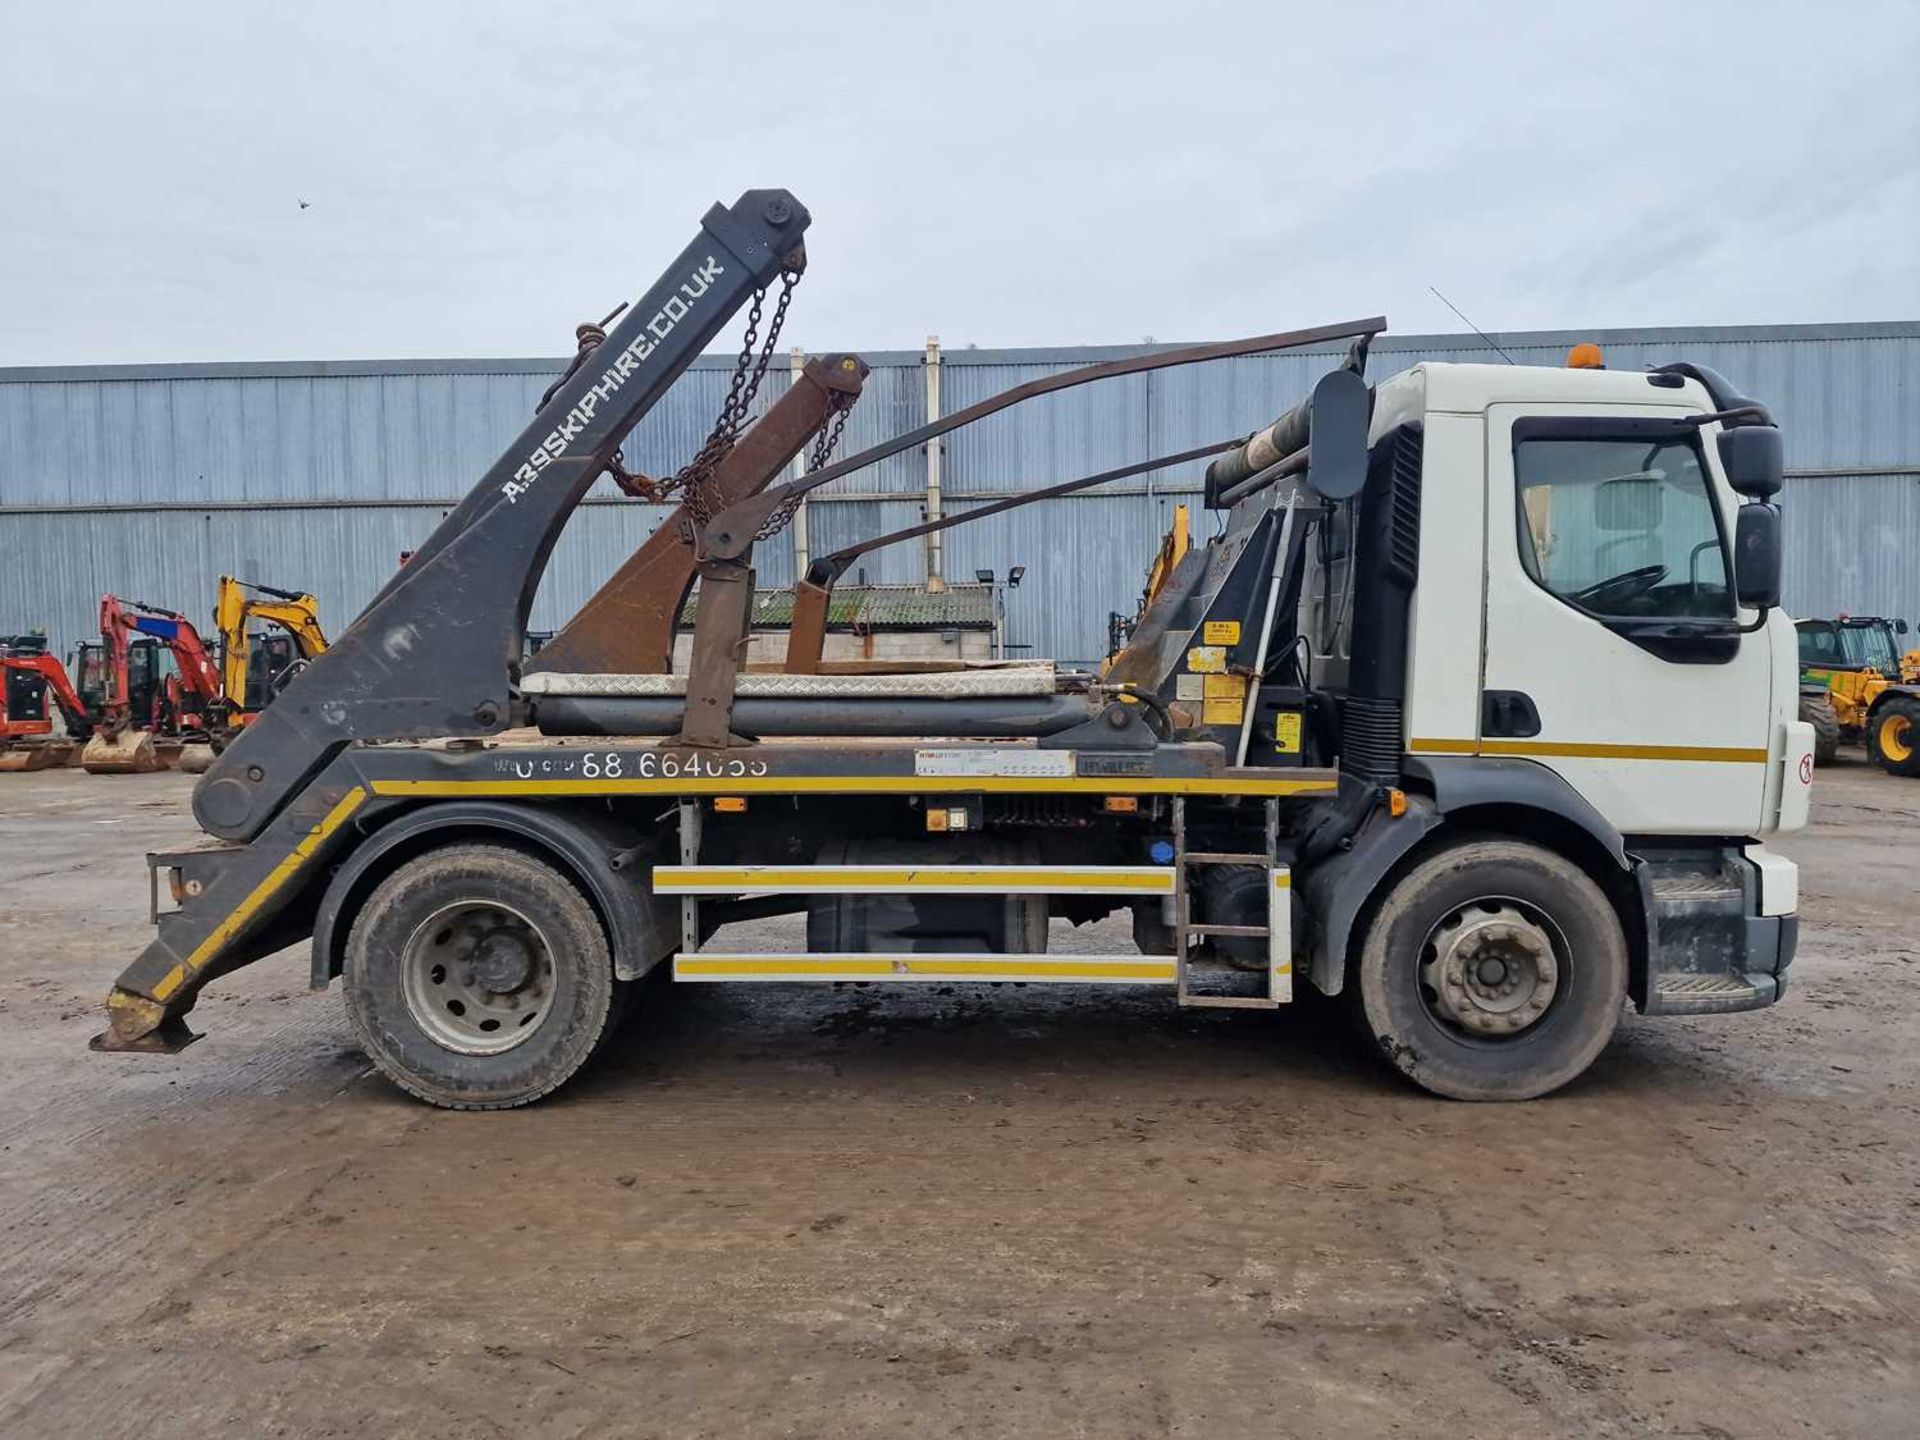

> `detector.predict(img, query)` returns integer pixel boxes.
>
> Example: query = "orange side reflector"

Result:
[1386,788,1408,818]
[1104,796,1139,813]
[926,808,950,832]
[712,796,747,813]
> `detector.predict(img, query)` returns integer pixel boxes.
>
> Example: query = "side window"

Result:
[1797,624,1841,667]
[1514,429,1733,622]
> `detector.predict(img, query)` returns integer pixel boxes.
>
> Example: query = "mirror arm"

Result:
[1684,405,1771,429]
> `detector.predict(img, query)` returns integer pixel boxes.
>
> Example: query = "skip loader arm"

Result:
[95,189,812,1053]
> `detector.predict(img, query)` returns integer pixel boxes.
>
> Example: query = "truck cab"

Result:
[1384,360,1805,838]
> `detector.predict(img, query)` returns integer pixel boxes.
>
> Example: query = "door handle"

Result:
[1482,690,1542,738]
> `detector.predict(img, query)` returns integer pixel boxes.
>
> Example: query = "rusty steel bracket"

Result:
[529,353,867,677]
[674,555,760,747]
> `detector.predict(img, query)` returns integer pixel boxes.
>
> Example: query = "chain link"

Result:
[680,267,799,526]
[535,270,802,509]
[755,401,850,541]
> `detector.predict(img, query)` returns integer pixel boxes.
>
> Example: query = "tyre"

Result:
[1351,838,1627,1101]
[344,843,622,1109]
[1867,697,1920,778]
[1800,693,1840,766]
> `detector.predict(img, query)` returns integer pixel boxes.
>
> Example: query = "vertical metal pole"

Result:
[924,335,945,592]
[1172,796,1190,1005]
[679,800,703,954]
[788,347,811,580]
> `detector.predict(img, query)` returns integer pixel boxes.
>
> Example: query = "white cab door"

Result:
[1466,403,1773,835]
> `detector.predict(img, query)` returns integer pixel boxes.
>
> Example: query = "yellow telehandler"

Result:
[1797,615,1920,777]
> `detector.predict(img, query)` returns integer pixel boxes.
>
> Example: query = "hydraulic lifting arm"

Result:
[188,190,810,845]
[96,190,812,1052]
[527,352,867,677]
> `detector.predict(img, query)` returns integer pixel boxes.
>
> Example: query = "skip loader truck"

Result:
[92,189,1813,1107]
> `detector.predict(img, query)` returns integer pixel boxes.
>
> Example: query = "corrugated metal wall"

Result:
[2,322,1914,667]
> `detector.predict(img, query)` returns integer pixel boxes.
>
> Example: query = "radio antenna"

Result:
[1429,286,1517,364]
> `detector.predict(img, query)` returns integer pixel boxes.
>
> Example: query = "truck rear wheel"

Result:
[1352,838,1626,1101]
[1868,697,1920,777]
[344,843,621,1109]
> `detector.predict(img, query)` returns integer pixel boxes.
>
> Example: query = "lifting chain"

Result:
[754,399,851,541]
[536,269,803,507]
[680,266,800,526]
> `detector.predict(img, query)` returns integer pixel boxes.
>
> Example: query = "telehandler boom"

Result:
[93,190,1812,1111]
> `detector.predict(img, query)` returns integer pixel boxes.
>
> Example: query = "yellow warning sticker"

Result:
[1202,620,1241,646]
[1202,673,1242,698]
[1274,711,1303,753]
[1203,696,1245,726]
[1187,646,1226,673]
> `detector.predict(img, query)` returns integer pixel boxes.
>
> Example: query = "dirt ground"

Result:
[0,761,1914,1439]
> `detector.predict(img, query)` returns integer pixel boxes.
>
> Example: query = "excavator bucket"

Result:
[81,730,161,774]
[0,739,80,772]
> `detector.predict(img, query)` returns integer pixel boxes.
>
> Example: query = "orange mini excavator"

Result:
[0,634,95,771]
[78,596,222,773]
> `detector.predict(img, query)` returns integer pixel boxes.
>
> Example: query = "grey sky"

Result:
[4,2,1916,367]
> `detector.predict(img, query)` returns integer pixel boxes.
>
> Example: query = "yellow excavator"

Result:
[1102,504,1191,674]
[209,575,329,740]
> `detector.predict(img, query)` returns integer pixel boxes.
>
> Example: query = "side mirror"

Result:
[1718,425,1783,498]
[1303,368,1371,501]
[1733,503,1782,610]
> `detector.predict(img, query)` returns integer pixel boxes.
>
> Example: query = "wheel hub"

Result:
[400,901,554,1056]
[467,928,537,993]
[1420,902,1559,1037]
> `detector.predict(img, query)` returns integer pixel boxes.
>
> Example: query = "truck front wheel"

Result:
[1352,838,1626,1101]
[344,843,621,1109]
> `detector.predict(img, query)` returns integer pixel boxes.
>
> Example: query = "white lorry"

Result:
[95,189,1811,1107]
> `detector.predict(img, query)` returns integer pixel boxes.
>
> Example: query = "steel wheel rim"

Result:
[399,900,555,1055]
[1882,713,1912,763]
[1418,896,1565,1041]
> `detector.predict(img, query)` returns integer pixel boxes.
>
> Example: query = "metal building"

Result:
[1,321,1914,668]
